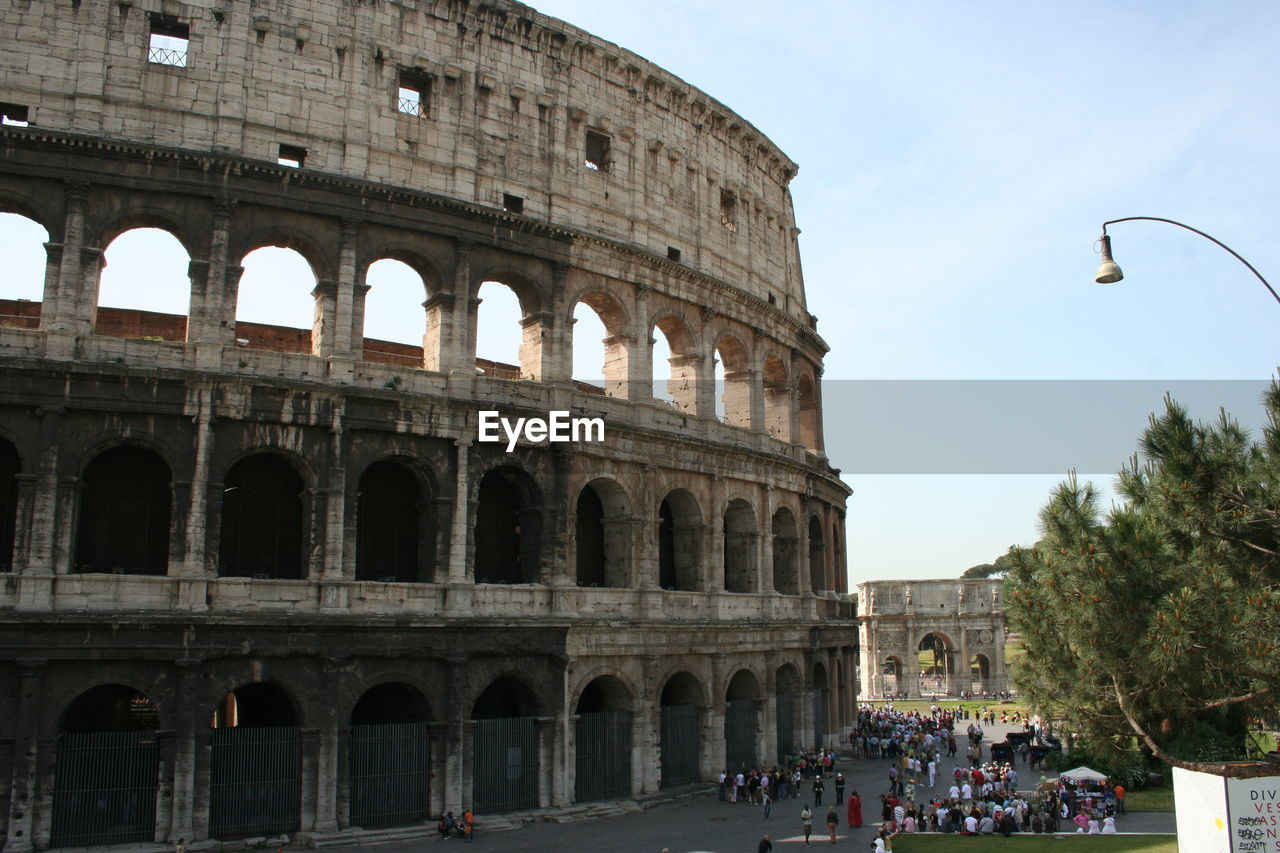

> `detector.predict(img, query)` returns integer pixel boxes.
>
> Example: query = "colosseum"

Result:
[0,0,854,848]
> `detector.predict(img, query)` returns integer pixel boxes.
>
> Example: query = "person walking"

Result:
[763,787,773,820]
[801,804,814,847]
[826,805,839,844]
[757,834,773,853]
[812,775,824,806]
[846,788,862,828]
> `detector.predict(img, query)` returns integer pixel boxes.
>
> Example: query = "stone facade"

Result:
[0,0,853,848]
[856,580,1007,700]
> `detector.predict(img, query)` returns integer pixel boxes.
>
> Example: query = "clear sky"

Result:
[3,0,1278,584]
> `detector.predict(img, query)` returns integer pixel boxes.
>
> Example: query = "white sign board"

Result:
[1174,768,1280,853]
[1226,776,1280,853]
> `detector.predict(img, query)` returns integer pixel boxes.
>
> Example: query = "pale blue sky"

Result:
[3,1,1278,582]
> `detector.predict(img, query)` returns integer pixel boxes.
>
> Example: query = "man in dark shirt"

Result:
[757,833,773,853]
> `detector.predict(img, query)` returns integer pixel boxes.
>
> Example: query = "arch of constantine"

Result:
[856,579,1008,700]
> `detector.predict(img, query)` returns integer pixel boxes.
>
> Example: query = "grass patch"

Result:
[891,834,1176,853]
[1125,785,1174,811]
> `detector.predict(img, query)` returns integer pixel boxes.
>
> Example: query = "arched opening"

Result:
[771,506,799,594]
[235,247,316,354]
[659,673,702,788]
[0,212,49,326]
[356,460,427,583]
[74,445,171,575]
[881,656,903,698]
[474,468,540,584]
[723,498,757,593]
[808,515,826,594]
[832,525,843,593]
[574,676,632,803]
[362,258,429,365]
[472,677,541,813]
[0,439,21,570]
[774,664,802,763]
[714,336,751,428]
[209,681,301,838]
[219,454,305,579]
[812,662,830,747]
[349,683,432,828]
[763,355,791,441]
[575,479,630,588]
[970,654,991,694]
[651,315,698,413]
[725,670,760,771]
[571,292,630,398]
[474,280,525,379]
[96,228,190,341]
[918,632,954,696]
[52,685,160,847]
[798,373,820,450]
[658,489,702,592]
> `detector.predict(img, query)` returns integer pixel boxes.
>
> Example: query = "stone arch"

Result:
[51,683,163,847]
[811,660,831,745]
[969,653,991,693]
[208,680,303,837]
[650,311,701,412]
[74,444,172,575]
[723,497,758,593]
[361,257,431,354]
[212,680,300,728]
[94,209,204,262]
[95,226,193,339]
[713,333,752,427]
[0,210,51,304]
[657,487,703,592]
[0,436,18,571]
[470,673,545,813]
[218,452,308,580]
[233,228,332,285]
[762,353,791,441]
[918,631,956,695]
[355,458,433,583]
[658,670,707,707]
[771,505,799,594]
[234,239,321,350]
[881,655,904,697]
[808,514,826,593]
[572,673,635,802]
[471,265,548,381]
[473,464,543,584]
[569,288,632,397]
[574,477,632,588]
[573,674,633,712]
[774,661,803,761]
[347,682,434,827]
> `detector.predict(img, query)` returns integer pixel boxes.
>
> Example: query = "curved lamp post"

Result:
[1095,216,1280,307]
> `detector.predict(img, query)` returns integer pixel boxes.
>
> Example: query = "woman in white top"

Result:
[1101,816,1117,834]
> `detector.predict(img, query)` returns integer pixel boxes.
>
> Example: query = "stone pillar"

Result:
[706,477,725,593]
[630,283,652,400]
[193,200,236,357]
[445,440,473,612]
[322,402,348,584]
[636,656,661,794]
[168,659,200,842]
[322,219,361,372]
[313,660,341,832]
[5,659,45,853]
[762,657,778,765]
[444,658,466,814]
[178,387,213,609]
[760,486,775,595]
[959,628,970,698]
[44,182,90,351]
[447,241,474,378]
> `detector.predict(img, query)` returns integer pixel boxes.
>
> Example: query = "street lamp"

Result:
[1095,216,1280,307]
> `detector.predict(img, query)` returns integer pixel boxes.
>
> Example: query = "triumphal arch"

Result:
[857,580,1008,699]
[0,0,853,848]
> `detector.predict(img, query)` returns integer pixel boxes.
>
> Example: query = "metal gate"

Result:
[208,726,300,838]
[51,730,158,847]
[574,710,632,803]
[725,699,757,771]
[775,692,796,763]
[659,704,699,788]
[472,717,539,814]
[349,722,430,827]
[812,688,829,748]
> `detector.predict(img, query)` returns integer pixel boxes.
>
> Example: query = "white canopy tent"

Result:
[1057,766,1109,782]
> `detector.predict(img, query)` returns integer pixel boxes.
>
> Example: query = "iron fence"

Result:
[348,722,430,827]
[573,710,631,803]
[208,726,300,838]
[725,699,757,771]
[147,47,187,66]
[659,704,699,787]
[775,692,797,763]
[472,717,538,814]
[812,688,829,748]
[50,730,158,848]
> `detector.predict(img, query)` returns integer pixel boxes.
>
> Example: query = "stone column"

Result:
[44,182,90,354]
[444,658,466,813]
[630,283,652,400]
[446,241,474,379]
[322,219,362,381]
[760,486,775,595]
[959,628,970,698]
[321,402,348,597]
[636,656,661,794]
[706,476,725,593]
[762,657,778,765]
[445,440,473,613]
[177,387,212,609]
[5,659,46,853]
[313,660,342,831]
[167,659,200,842]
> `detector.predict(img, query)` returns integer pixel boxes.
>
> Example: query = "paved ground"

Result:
[331,716,1174,853]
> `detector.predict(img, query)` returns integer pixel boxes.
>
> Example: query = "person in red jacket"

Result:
[846,788,863,827]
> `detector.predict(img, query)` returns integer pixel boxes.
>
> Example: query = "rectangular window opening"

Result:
[0,103,29,127]
[278,144,307,168]
[148,15,189,67]
[767,292,776,305]
[720,189,738,232]
[585,129,611,172]
[502,193,524,214]
[667,246,682,263]
[397,71,432,117]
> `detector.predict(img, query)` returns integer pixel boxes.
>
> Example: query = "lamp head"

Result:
[1095,233,1124,284]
